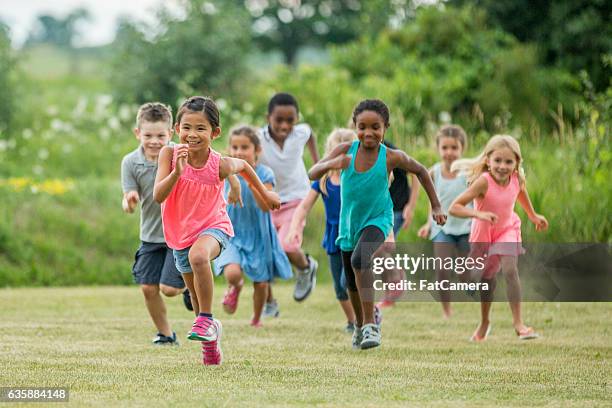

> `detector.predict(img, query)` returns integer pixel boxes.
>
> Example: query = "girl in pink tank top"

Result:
[154,96,280,365]
[450,135,549,343]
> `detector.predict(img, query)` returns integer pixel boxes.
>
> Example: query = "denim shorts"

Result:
[172,228,231,274]
[432,231,470,253]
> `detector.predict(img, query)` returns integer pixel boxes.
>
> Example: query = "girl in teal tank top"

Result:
[336,139,394,251]
[308,99,447,350]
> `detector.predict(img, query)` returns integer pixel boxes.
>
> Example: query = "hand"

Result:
[122,191,139,213]
[329,154,352,170]
[174,144,189,176]
[227,181,243,208]
[285,228,303,247]
[401,206,414,230]
[265,191,281,210]
[417,223,430,239]
[530,213,549,231]
[476,211,498,224]
[432,207,447,226]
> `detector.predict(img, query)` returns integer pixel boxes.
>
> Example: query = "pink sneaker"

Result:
[188,315,218,342]
[221,280,243,314]
[250,318,263,328]
[201,320,223,365]
[376,300,395,309]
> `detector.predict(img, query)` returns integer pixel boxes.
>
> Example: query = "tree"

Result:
[449,0,612,90]
[109,0,252,105]
[243,0,413,65]
[25,8,91,48]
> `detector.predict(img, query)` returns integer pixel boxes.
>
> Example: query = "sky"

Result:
[1,0,168,47]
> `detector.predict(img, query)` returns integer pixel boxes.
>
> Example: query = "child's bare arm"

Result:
[153,146,182,203]
[449,176,497,223]
[402,173,420,230]
[251,182,277,212]
[389,150,446,225]
[308,142,352,180]
[220,157,280,210]
[416,169,433,238]
[285,189,319,247]
[306,132,320,163]
[517,185,549,231]
[226,175,243,208]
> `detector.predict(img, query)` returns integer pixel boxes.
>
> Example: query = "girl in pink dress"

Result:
[449,135,548,342]
[154,96,280,365]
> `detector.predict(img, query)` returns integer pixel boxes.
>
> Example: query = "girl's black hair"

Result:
[352,99,390,128]
[268,92,299,115]
[176,96,220,128]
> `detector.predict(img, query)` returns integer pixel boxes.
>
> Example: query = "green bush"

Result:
[109,0,252,106]
[0,22,17,135]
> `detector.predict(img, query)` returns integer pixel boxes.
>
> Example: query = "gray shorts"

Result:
[132,242,185,289]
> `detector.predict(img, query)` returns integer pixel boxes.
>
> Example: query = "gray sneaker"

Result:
[352,325,363,349]
[293,255,318,302]
[262,299,280,318]
[360,323,381,349]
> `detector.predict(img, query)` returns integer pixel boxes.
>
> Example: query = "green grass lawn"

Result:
[0,283,610,407]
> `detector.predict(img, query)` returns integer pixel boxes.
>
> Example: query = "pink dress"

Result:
[469,172,524,276]
[161,147,234,250]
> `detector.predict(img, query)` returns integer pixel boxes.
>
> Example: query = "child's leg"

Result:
[342,250,363,327]
[267,284,274,303]
[182,273,199,314]
[252,282,268,323]
[500,255,528,331]
[188,235,221,314]
[351,226,386,325]
[329,252,356,323]
[474,259,499,338]
[433,240,454,317]
[140,284,172,336]
[223,264,243,287]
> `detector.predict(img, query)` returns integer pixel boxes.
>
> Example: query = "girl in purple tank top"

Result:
[450,135,549,342]
[154,96,280,365]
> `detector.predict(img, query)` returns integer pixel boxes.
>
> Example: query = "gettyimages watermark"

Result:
[354,242,611,302]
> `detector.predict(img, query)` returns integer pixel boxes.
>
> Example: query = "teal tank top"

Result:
[336,140,394,251]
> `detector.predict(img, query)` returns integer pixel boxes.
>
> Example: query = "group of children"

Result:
[121,93,548,365]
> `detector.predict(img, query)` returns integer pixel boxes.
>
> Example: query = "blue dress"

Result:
[214,164,292,282]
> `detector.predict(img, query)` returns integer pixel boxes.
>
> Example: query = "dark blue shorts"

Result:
[132,242,184,289]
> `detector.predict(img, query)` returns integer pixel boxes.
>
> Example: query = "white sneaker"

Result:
[360,323,381,349]
[293,255,318,301]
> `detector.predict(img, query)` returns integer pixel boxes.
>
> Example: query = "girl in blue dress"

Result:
[214,125,292,327]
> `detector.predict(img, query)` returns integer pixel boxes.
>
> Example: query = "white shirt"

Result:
[258,123,312,202]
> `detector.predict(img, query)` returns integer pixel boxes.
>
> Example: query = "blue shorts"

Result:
[432,231,470,253]
[172,228,231,274]
[132,242,184,289]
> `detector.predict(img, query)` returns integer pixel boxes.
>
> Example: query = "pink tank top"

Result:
[470,172,522,243]
[161,147,234,250]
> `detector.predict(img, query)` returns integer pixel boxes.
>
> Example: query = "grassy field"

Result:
[1,283,610,407]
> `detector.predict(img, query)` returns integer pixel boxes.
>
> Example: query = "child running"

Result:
[286,128,357,333]
[308,99,446,349]
[417,124,472,318]
[258,92,320,308]
[154,96,280,365]
[121,102,187,345]
[214,125,291,327]
[449,134,548,341]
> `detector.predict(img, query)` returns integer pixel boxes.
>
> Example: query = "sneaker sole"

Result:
[188,332,217,342]
[360,339,381,349]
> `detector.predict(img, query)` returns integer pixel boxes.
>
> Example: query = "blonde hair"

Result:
[319,128,357,196]
[451,134,525,186]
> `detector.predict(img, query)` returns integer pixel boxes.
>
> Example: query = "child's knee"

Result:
[188,251,211,269]
[159,284,181,297]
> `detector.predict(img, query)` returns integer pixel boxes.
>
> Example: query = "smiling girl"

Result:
[153,96,280,365]
[449,135,549,342]
[308,99,446,350]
